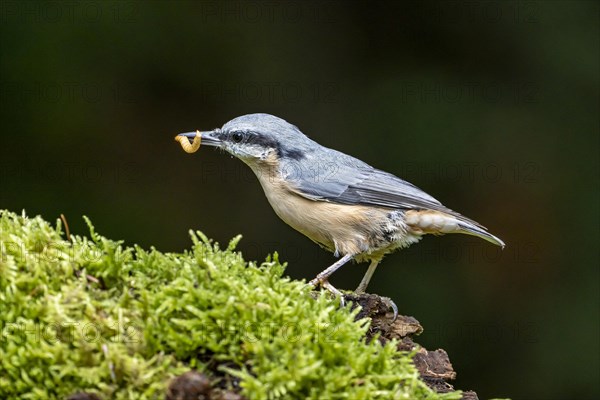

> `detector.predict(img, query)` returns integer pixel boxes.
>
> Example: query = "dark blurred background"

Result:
[1,1,598,399]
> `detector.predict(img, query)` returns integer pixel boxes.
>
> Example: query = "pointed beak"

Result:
[177,130,222,147]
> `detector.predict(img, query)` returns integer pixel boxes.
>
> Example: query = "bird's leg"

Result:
[309,253,354,294]
[355,259,380,294]
[355,259,398,321]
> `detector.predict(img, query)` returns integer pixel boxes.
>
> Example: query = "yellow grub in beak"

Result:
[175,130,202,153]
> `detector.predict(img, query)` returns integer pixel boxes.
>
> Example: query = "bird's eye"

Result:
[231,132,245,143]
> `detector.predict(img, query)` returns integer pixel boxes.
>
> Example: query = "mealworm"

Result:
[175,130,202,153]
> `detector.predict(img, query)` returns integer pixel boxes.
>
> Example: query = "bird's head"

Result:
[176,113,311,166]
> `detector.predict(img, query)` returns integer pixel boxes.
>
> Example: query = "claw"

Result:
[381,297,398,322]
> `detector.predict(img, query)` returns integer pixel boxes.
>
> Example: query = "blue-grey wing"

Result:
[283,148,460,215]
[281,147,498,241]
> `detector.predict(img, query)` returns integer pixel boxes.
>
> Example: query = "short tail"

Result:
[404,210,505,248]
[456,220,505,248]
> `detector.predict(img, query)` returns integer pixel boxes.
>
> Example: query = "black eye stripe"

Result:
[249,134,277,149]
[226,130,305,160]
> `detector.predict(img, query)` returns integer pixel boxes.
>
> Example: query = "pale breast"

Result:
[252,164,394,255]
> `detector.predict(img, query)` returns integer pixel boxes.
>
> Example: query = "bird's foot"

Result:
[343,293,399,322]
[310,278,397,319]
[354,288,398,322]
[380,296,398,322]
[309,278,346,306]
[308,276,321,289]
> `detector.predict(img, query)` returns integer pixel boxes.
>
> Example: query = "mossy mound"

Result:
[0,210,461,399]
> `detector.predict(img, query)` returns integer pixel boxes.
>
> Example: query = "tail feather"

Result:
[404,209,505,248]
[457,220,505,248]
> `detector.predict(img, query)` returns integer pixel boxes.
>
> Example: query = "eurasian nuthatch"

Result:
[176,114,504,304]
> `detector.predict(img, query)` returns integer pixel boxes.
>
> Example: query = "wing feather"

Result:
[284,148,483,228]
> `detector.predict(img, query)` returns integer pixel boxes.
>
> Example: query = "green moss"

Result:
[0,210,461,399]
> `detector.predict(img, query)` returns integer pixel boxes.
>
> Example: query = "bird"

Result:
[175,113,504,308]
